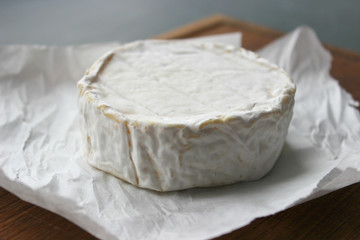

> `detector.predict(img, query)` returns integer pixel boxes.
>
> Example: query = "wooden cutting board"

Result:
[1,14,359,240]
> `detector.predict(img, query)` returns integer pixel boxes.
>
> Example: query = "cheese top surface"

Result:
[80,40,295,126]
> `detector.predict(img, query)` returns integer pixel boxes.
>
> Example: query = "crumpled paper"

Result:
[0,28,359,240]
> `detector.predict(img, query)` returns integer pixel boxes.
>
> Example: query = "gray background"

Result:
[1,0,359,52]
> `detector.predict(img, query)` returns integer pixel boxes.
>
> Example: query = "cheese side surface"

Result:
[77,40,295,191]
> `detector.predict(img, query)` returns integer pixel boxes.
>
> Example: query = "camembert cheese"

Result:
[78,40,295,191]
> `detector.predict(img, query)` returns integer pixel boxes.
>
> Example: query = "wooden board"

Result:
[1,14,360,240]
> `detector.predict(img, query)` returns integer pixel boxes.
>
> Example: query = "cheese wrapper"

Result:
[0,30,359,240]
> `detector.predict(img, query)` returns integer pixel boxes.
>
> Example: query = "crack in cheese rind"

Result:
[78,40,295,191]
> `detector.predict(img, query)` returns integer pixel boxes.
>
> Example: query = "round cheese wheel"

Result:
[78,40,295,191]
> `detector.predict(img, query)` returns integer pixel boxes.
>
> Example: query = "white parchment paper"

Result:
[0,28,359,240]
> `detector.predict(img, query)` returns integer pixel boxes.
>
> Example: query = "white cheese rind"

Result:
[78,40,295,191]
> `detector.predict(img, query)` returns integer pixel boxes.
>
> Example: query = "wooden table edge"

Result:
[156,13,360,61]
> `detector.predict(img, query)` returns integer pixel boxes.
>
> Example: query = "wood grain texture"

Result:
[0,187,96,240]
[1,14,359,240]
